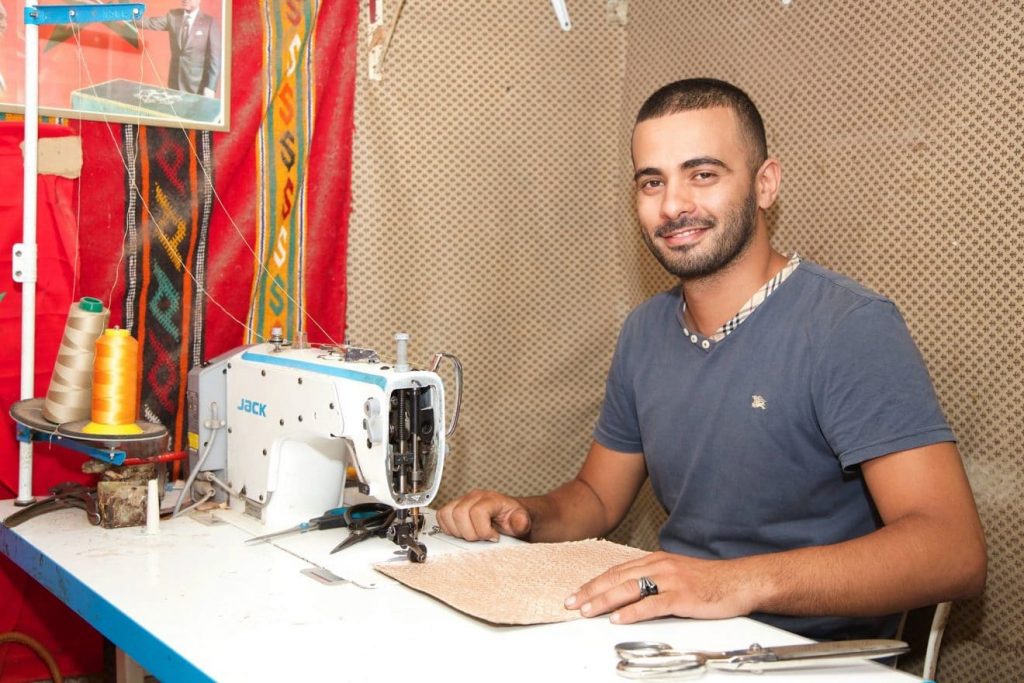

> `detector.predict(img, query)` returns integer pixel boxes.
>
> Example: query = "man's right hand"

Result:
[436,489,532,542]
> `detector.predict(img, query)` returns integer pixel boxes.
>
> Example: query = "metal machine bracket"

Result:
[11,244,36,283]
[24,3,144,25]
[15,424,128,466]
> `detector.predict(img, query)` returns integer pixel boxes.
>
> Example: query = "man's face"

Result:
[181,0,199,12]
[632,107,760,281]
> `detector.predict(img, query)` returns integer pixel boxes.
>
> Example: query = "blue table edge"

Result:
[0,521,212,682]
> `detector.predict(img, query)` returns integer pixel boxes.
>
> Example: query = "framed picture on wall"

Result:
[0,0,231,131]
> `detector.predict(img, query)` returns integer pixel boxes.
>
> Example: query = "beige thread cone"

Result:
[42,297,109,424]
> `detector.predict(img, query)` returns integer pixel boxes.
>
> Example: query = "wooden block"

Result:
[97,480,148,529]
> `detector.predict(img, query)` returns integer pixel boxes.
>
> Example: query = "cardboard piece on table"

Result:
[376,538,648,624]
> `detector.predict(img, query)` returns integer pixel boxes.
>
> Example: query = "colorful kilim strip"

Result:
[247,0,320,342]
[123,124,212,450]
[0,114,66,123]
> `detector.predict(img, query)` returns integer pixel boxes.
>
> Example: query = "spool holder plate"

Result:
[9,398,57,433]
[10,398,169,466]
[58,420,168,443]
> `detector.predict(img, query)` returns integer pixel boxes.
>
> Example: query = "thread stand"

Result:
[10,398,168,502]
[14,3,146,504]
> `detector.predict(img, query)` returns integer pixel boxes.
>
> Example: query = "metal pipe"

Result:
[16,18,40,504]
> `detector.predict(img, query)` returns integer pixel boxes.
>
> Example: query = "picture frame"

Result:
[0,0,231,131]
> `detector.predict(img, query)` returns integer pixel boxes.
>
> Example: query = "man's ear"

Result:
[754,157,781,210]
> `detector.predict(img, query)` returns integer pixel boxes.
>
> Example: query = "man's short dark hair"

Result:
[636,78,768,170]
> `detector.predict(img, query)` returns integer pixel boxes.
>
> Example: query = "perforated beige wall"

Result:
[347,2,634,509]
[347,2,1022,679]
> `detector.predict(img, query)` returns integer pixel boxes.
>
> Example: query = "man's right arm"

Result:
[142,15,169,31]
[436,441,647,543]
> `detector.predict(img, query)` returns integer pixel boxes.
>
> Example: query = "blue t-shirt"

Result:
[594,261,954,640]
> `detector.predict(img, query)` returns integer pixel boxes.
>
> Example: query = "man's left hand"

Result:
[564,551,758,624]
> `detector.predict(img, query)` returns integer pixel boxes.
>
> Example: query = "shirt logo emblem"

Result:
[751,395,767,410]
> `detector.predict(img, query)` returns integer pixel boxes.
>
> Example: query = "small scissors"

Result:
[615,639,909,678]
[246,507,352,544]
[329,502,395,554]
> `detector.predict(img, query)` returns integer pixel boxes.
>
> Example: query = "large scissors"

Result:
[615,639,909,678]
[329,502,395,554]
[246,507,352,544]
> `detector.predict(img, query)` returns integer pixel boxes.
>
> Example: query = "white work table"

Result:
[0,500,921,682]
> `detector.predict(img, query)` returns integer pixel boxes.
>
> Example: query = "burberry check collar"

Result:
[676,253,802,349]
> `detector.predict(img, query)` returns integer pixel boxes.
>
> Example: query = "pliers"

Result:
[329,503,395,554]
[3,482,101,528]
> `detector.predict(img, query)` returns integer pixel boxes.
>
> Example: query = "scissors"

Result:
[329,502,395,554]
[614,639,909,678]
[246,507,352,544]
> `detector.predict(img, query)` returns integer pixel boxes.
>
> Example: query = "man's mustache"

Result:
[654,216,716,238]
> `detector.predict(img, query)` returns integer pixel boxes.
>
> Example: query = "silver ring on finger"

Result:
[637,575,659,599]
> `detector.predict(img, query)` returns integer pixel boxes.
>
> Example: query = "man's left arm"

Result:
[567,441,986,623]
[201,16,221,97]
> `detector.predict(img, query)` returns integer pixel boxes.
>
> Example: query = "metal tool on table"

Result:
[614,639,909,678]
[329,502,398,555]
[186,331,462,562]
[246,506,349,544]
[2,482,101,528]
[246,504,393,545]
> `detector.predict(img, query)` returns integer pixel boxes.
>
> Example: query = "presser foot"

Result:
[389,516,427,563]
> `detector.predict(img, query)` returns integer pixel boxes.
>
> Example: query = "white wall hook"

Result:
[551,0,571,31]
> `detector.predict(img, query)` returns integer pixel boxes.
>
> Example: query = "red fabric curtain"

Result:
[0,122,105,683]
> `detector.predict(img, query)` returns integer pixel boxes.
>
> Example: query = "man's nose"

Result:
[659,181,695,221]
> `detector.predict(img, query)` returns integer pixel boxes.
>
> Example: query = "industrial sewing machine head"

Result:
[186,332,461,562]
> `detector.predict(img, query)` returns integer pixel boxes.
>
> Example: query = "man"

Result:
[144,0,221,97]
[437,78,987,641]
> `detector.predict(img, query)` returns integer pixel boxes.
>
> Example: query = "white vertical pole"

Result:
[16,18,40,504]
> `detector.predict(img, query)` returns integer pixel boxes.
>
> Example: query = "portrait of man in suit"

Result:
[144,0,221,97]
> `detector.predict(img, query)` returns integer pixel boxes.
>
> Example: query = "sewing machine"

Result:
[185,331,461,561]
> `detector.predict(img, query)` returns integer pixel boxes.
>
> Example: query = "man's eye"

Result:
[693,172,716,181]
[639,179,662,190]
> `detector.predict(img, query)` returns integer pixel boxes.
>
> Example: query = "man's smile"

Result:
[655,218,715,247]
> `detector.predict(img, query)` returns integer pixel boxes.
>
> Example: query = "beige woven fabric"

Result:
[376,540,648,624]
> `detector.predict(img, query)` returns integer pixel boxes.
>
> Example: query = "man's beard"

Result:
[640,190,758,281]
